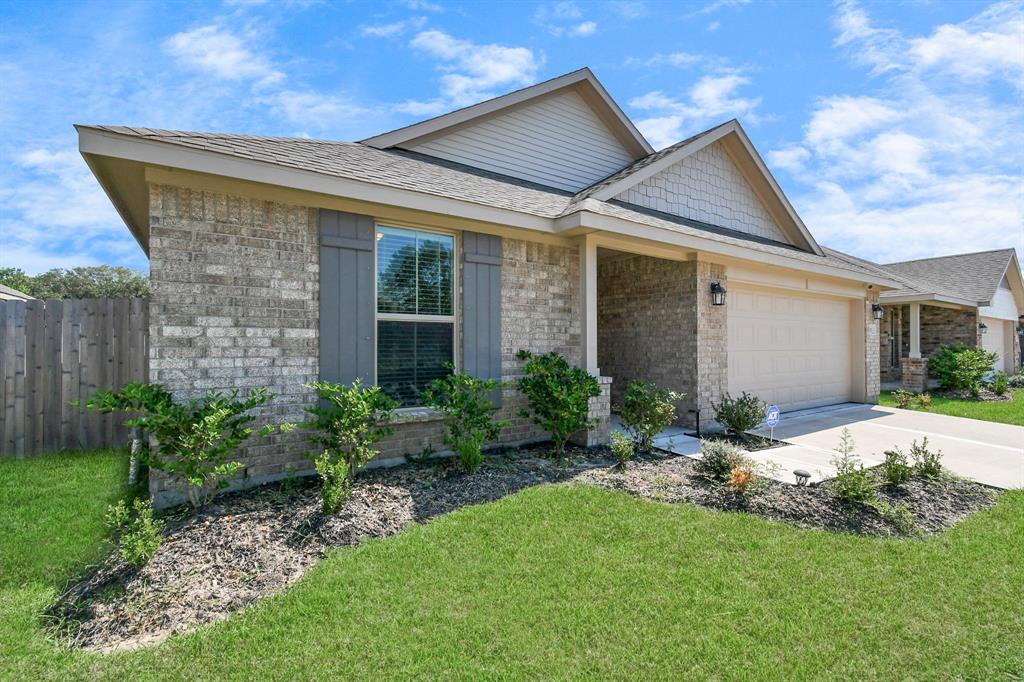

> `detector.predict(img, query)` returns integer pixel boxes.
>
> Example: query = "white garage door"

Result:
[980,317,1007,371]
[728,285,852,411]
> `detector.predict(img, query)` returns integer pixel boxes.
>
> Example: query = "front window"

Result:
[376,225,455,406]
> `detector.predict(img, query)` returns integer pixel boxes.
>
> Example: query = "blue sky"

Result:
[1,0,1021,274]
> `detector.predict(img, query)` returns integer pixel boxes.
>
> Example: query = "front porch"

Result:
[879,301,981,392]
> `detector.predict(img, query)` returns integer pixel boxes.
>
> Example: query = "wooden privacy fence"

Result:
[0,298,148,457]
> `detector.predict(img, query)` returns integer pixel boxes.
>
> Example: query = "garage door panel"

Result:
[728,285,852,412]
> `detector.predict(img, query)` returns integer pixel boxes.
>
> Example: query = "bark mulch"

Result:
[48,445,998,653]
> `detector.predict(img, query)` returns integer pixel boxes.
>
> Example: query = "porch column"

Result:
[579,234,598,375]
[901,302,927,392]
[908,302,921,359]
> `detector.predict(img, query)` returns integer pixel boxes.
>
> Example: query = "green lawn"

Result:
[880,389,1024,425]
[2,452,1023,680]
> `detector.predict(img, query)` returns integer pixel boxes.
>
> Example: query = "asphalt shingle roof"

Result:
[880,249,1016,304]
[80,124,891,284]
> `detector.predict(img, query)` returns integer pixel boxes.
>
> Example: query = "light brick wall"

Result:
[694,261,728,430]
[147,187,606,504]
[864,291,880,402]
[615,141,788,243]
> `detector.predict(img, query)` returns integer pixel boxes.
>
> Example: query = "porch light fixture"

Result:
[871,303,884,320]
[710,282,727,306]
[979,322,988,334]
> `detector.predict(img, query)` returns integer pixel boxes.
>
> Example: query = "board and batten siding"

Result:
[404,89,637,192]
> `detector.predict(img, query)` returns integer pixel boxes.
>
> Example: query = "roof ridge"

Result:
[881,248,1015,267]
[80,125,353,145]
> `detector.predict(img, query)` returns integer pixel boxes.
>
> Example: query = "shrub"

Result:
[696,439,744,482]
[712,392,767,438]
[880,449,913,486]
[104,498,164,567]
[423,368,508,474]
[1008,372,1024,389]
[617,380,684,452]
[81,383,276,507]
[909,437,943,478]
[991,371,1010,396]
[516,350,600,457]
[610,431,635,468]
[891,389,915,409]
[871,500,920,535]
[928,344,998,393]
[829,428,876,503]
[917,392,932,408]
[301,380,398,513]
[728,460,756,494]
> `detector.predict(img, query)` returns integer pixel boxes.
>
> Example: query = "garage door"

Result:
[980,317,1007,372]
[728,285,852,411]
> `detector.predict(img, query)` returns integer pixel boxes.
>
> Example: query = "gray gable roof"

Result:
[880,249,1017,305]
[77,124,891,284]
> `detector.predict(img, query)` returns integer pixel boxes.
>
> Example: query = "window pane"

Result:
[417,232,453,315]
[377,321,453,407]
[377,227,417,314]
[376,226,454,316]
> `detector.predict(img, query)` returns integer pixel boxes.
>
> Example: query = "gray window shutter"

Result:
[320,209,375,385]
[462,232,502,404]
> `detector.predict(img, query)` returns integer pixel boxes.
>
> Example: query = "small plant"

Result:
[104,498,164,567]
[617,380,684,452]
[728,459,756,494]
[423,367,508,475]
[871,499,920,535]
[829,429,876,503]
[928,344,998,394]
[610,431,635,468]
[1008,372,1024,389]
[991,371,1010,396]
[696,439,744,482]
[81,383,277,507]
[516,349,600,457]
[909,437,943,478]
[712,392,767,440]
[891,389,915,409]
[301,379,398,513]
[917,392,932,408]
[880,449,913,486]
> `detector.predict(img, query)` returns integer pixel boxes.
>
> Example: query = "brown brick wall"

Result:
[147,186,607,505]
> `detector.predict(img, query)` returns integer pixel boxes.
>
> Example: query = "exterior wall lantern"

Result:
[871,303,884,320]
[710,282,727,306]
[979,322,988,334]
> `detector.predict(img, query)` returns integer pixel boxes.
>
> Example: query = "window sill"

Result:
[390,406,444,425]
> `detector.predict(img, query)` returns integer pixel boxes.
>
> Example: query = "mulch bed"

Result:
[934,387,1014,402]
[48,445,999,653]
[687,432,787,451]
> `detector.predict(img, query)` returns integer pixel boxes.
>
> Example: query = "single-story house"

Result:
[0,284,34,301]
[869,249,1023,390]
[77,68,900,504]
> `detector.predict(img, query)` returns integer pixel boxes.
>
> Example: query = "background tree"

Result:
[0,265,149,299]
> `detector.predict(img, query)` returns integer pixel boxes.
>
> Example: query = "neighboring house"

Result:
[870,249,1023,390]
[0,284,33,301]
[77,68,899,504]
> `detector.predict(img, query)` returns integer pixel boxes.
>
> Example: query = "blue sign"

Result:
[765,405,781,428]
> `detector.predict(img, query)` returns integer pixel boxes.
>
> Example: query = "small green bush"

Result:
[917,392,932,408]
[516,350,600,457]
[1008,372,1024,389]
[104,498,164,567]
[909,437,943,478]
[712,392,767,438]
[880,449,913,486]
[928,344,998,393]
[301,380,398,513]
[696,439,745,483]
[871,500,920,535]
[610,431,635,468]
[423,368,508,474]
[829,429,876,503]
[891,389,915,409]
[991,371,1009,396]
[81,383,277,507]
[617,380,684,452]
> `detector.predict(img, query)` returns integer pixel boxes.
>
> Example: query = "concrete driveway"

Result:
[749,403,1023,489]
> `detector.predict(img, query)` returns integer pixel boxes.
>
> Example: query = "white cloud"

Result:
[401,0,444,11]
[269,90,372,129]
[631,73,761,148]
[409,30,542,106]
[361,17,427,38]
[569,21,597,37]
[609,1,647,19]
[632,51,710,68]
[534,2,596,37]
[163,25,283,86]
[774,1,1024,261]
[707,21,720,31]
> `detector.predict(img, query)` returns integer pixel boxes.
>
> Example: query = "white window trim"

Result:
[373,222,459,401]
